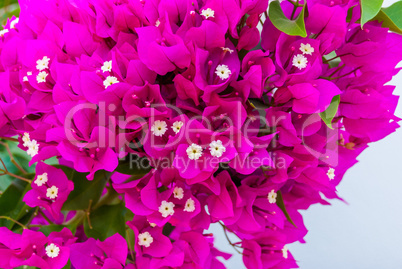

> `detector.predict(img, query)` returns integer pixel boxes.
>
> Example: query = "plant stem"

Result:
[219,222,243,255]
[5,171,32,183]
[328,64,346,78]
[322,67,360,80]
[86,199,93,229]
[0,216,28,229]
[290,0,300,20]
[286,0,303,7]
[39,209,55,225]
[64,210,86,226]
[0,141,27,174]
[26,207,39,227]
[0,137,19,142]
[126,229,136,262]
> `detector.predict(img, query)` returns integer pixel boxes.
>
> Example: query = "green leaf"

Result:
[11,205,35,232]
[248,98,270,110]
[373,1,402,34]
[360,0,383,26]
[39,224,68,236]
[0,140,36,191]
[115,155,152,177]
[0,179,29,228]
[59,166,109,211]
[0,0,19,6]
[84,203,126,241]
[62,261,71,269]
[319,95,341,129]
[276,190,297,227]
[268,1,307,37]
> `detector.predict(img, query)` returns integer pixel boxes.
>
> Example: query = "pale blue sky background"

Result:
[210,1,402,267]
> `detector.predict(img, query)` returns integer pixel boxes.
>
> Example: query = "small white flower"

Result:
[292,54,308,70]
[282,246,288,259]
[22,132,31,147]
[201,8,215,19]
[221,47,234,54]
[36,71,48,83]
[101,60,112,72]
[46,186,58,199]
[171,121,184,134]
[215,64,231,80]
[23,72,33,82]
[327,167,335,180]
[155,19,161,27]
[159,200,175,218]
[173,187,184,200]
[151,120,168,137]
[26,140,39,157]
[10,18,19,29]
[186,143,203,160]
[248,114,257,122]
[138,232,154,248]
[45,243,60,258]
[299,43,314,55]
[36,56,50,71]
[34,173,48,187]
[184,198,195,212]
[268,189,277,204]
[209,140,226,158]
[0,29,9,37]
[190,10,195,15]
[103,76,119,88]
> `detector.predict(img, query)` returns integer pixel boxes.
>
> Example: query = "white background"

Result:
[210,1,402,267]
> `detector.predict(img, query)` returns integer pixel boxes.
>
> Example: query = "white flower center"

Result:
[299,43,314,55]
[45,243,60,258]
[183,198,195,212]
[268,189,277,204]
[215,64,231,80]
[186,143,203,160]
[248,115,257,122]
[221,47,234,54]
[173,187,184,200]
[201,8,215,19]
[282,246,288,259]
[36,56,50,71]
[23,72,33,82]
[138,232,154,248]
[172,121,184,134]
[26,140,39,157]
[159,200,175,218]
[151,120,168,137]
[155,19,161,27]
[10,18,19,29]
[22,132,31,147]
[36,71,48,83]
[101,60,112,72]
[34,173,48,187]
[209,140,226,158]
[103,76,119,88]
[292,54,308,70]
[0,29,9,37]
[46,186,58,199]
[327,167,335,180]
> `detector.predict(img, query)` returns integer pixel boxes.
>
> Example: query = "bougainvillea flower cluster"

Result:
[0,0,401,268]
